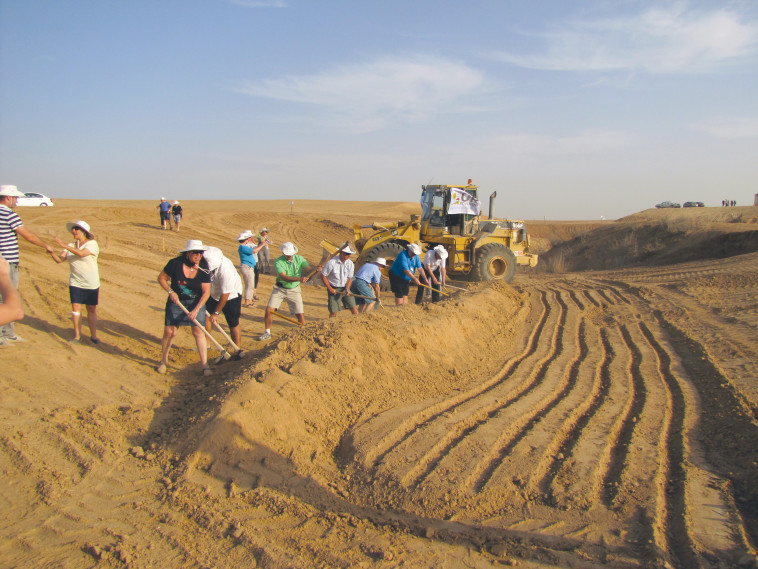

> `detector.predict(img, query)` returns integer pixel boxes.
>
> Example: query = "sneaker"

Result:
[68,338,81,344]
[258,331,271,341]
[7,335,24,342]
[202,367,214,376]
[0,337,13,348]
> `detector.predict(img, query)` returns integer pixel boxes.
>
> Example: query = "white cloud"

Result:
[237,56,489,132]
[691,116,758,139]
[495,3,758,74]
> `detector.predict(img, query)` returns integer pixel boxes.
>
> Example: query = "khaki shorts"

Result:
[267,285,304,314]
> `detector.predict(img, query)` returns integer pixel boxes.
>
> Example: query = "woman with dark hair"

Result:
[156,239,212,375]
[50,220,101,344]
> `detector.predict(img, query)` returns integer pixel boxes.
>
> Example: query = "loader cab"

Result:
[421,184,479,236]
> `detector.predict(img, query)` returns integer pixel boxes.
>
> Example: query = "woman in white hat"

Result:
[237,230,266,307]
[156,239,212,375]
[50,220,101,344]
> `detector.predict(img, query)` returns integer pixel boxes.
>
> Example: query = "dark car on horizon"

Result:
[683,201,705,207]
[655,201,681,208]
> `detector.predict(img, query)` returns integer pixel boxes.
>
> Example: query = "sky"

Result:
[1,0,757,220]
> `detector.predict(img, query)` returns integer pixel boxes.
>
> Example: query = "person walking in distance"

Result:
[49,220,102,344]
[171,201,183,232]
[156,197,171,230]
[258,241,320,340]
[320,244,358,318]
[415,245,447,304]
[0,184,54,346]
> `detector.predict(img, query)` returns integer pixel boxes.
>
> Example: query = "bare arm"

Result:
[16,226,54,254]
[54,236,93,258]
[0,257,23,326]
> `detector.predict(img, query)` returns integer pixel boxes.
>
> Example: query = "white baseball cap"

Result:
[236,230,254,241]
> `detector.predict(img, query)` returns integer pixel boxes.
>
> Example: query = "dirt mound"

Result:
[538,207,758,273]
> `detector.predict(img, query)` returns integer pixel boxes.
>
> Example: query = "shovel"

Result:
[416,281,451,296]
[211,320,245,360]
[271,309,304,327]
[176,300,232,364]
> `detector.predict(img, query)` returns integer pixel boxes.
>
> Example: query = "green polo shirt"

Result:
[275,254,309,289]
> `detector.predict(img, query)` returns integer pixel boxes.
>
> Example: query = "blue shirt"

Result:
[355,262,382,284]
[238,244,257,268]
[390,250,422,281]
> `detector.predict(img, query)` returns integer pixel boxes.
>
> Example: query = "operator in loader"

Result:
[389,242,429,306]
[415,245,448,304]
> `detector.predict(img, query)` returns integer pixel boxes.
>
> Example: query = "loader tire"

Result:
[364,242,405,292]
[475,243,517,283]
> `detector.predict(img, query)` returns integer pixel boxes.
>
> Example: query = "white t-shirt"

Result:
[422,251,444,272]
[210,256,243,301]
[66,240,100,289]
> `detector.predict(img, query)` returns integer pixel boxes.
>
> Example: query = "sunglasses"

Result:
[188,250,204,254]
[71,227,82,232]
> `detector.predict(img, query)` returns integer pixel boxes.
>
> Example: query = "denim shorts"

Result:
[350,278,376,304]
[165,299,206,327]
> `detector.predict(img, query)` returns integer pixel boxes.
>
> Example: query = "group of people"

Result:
[156,197,183,231]
[1,182,451,375]
[722,200,738,207]
[0,185,101,347]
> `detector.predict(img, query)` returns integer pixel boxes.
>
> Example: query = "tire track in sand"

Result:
[355,289,550,473]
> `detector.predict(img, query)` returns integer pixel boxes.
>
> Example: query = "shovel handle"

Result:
[271,309,304,326]
[416,281,451,296]
[175,300,229,355]
[212,320,241,352]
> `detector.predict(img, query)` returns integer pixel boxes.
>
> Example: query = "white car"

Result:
[16,192,54,207]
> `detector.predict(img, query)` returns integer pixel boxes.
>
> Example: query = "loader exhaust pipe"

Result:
[488,191,497,219]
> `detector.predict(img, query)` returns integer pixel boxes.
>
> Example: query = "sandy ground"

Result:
[1,200,757,569]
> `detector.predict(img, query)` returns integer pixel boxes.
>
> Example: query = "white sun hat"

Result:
[434,245,449,260]
[280,242,298,256]
[0,185,25,197]
[178,239,208,252]
[203,246,223,271]
[407,242,421,255]
[236,230,254,241]
[65,220,94,239]
[339,244,356,254]
[375,257,387,266]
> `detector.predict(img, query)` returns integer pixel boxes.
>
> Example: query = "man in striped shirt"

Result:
[0,185,54,346]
